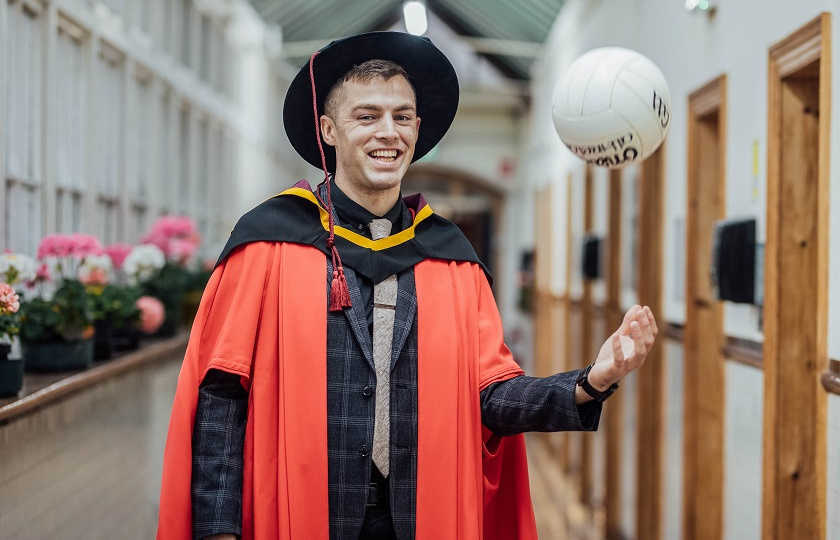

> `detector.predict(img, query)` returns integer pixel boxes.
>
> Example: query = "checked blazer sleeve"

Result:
[192,369,248,540]
[479,371,602,437]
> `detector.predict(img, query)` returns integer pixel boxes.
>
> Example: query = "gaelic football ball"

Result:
[552,47,671,169]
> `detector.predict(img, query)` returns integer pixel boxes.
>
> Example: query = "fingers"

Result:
[631,320,647,359]
[611,333,624,364]
[638,306,655,347]
[643,305,658,336]
[619,304,641,334]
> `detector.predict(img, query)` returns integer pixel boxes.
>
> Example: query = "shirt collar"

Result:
[330,178,406,236]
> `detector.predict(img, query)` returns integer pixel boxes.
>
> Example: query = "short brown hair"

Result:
[323,59,416,118]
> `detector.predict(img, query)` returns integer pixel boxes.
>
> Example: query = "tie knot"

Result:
[368,218,392,240]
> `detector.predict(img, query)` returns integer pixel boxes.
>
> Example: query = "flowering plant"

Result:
[0,252,37,288]
[123,244,166,284]
[19,280,92,343]
[136,295,165,334]
[86,284,141,328]
[0,283,21,341]
[37,233,103,280]
[142,216,201,267]
[79,254,113,286]
[103,243,133,271]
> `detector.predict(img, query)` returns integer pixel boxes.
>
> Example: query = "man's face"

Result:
[320,76,421,196]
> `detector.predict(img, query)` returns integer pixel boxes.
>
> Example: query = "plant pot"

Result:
[93,319,114,361]
[0,343,24,398]
[22,338,94,372]
[112,325,140,352]
[155,300,183,338]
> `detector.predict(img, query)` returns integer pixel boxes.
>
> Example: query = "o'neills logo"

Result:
[566,131,640,167]
[653,91,670,128]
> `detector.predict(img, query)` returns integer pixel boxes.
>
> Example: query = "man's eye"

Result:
[359,115,375,121]
[395,115,412,121]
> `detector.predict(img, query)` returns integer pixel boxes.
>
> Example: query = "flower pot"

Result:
[93,319,114,361]
[0,343,24,398]
[155,300,183,338]
[112,325,140,352]
[22,338,94,372]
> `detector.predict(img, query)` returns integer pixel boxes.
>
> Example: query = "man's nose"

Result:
[376,117,398,139]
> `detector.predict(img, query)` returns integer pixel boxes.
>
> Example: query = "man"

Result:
[157,32,657,540]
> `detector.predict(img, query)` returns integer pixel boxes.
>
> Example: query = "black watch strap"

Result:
[576,363,619,403]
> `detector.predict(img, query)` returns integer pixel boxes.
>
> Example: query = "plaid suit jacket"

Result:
[326,261,418,540]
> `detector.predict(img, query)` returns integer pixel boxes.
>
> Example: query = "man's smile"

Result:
[368,149,400,162]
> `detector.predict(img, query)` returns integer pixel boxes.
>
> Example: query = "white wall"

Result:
[524,0,840,352]
[723,361,763,540]
[829,394,840,540]
[0,0,309,258]
[526,1,840,537]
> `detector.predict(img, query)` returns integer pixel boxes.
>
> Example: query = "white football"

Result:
[552,47,671,169]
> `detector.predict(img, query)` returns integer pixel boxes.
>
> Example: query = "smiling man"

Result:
[156,32,658,540]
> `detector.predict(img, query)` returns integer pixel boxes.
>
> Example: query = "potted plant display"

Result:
[136,217,201,336]
[19,234,99,372]
[0,282,23,397]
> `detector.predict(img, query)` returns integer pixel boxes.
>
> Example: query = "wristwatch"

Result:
[576,363,620,402]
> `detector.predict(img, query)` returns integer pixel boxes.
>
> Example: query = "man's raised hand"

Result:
[587,305,658,392]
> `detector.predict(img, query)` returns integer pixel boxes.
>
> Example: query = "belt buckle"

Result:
[367,482,388,507]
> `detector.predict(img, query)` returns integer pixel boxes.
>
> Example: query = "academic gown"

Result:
[156,182,538,540]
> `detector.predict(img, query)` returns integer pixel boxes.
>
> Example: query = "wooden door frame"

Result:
[580,167,595,504]
[683,74,727,540]
[763,13,830,540]
[561,173,574,473]
[635,145,666,540]
[604,168,624,539]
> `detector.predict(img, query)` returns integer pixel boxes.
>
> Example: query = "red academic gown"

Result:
[156,241,537,540]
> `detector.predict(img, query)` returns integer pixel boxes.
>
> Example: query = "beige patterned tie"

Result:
[369,218,396,477]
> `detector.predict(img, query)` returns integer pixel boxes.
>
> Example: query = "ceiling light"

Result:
[685,0,714,11]
[403,1,428,36]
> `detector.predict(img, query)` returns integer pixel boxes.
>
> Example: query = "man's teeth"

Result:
[370,150,397,160]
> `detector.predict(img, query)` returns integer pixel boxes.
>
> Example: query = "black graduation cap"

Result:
[283,31,460,172]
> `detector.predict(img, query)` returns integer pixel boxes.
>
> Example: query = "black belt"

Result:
[366,482,389,507]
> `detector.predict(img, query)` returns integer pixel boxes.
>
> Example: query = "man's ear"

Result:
[320,115,336,147]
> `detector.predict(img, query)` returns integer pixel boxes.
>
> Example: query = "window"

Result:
[54,18,88,234]
[157,88,173,216]
[95,42,126,244]
[196,118,209,240]
[200,14,211,83]
[4,3,44,254]
[180,0,192,68]
[127,68,154,242]
[178,106,191,214]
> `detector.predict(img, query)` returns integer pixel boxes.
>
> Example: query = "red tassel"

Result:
[310,51,352,313]
[329,266,352,312]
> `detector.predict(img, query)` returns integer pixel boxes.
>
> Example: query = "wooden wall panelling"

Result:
[580,167,595,504]
[635,145,666,540]
[683,74,727,540]
[763,13,830,540]
[605,168,624,539]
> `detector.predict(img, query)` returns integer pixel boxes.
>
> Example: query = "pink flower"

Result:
[0,283,20,314]
[168,238,198,265]
[79,267,108,286]
[136,296,165,334]
[37,234,74,259]
[35,264,50,281]
[141,216,201,261]
[104,243,133,269]
[69,233,103,258]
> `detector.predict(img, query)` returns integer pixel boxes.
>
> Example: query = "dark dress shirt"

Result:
[191,181,601,539]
